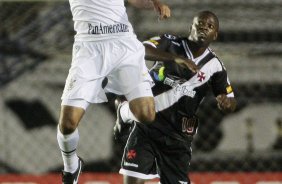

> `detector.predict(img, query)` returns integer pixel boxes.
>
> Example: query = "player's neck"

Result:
[188,41,207,58]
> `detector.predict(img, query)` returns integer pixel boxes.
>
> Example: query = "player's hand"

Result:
[216,94,236,113]
[174,58,199,73]
[152,0,171,20]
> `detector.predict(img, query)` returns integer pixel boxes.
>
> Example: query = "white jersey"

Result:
[69,0,135,41]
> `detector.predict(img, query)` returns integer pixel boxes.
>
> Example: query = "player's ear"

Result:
[213,32,218,41]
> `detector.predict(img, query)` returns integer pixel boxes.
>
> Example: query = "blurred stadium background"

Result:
[0,0,282,183]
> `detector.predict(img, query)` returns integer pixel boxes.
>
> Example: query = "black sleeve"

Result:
[210,67,234,97]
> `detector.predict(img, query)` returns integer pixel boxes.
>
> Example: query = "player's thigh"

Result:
[157,137,191,184]
[106,37,153,98]
[120,124,158,180]
[62,41,110,103]
[128,95,155,123]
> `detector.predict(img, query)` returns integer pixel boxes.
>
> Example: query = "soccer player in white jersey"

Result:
[57,0,198,183]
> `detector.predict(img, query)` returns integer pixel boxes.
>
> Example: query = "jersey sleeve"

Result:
[143,34,175,51]
[210,59,235,98]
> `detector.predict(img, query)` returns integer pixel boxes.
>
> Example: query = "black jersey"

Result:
[143,34,235,140]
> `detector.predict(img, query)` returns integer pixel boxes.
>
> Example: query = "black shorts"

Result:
[120,123,192,184]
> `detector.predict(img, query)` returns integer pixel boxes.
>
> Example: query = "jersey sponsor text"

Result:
[88,23,129,35]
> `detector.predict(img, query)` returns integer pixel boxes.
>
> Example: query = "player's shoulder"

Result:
[207,47,219,60]
[143,34,184,47]
[208,47,216,55]
[147,33,183,41]
[207,47,227,70]
[161,33,182,41]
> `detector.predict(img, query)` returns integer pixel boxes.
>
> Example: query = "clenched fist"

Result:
[216,94,236,113]
[151,0,171,20]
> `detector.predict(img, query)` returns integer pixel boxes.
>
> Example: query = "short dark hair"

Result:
[197,10,219,31]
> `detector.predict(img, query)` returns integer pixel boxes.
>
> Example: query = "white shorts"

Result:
[61,36,153,109]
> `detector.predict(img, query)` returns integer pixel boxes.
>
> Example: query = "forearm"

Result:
[127,0,155,9]
[128,0,171,19]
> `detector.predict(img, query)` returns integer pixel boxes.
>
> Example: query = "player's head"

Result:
[188,10,219,47]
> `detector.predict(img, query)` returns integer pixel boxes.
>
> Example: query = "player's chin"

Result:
[196,39,207,47]
[198,36,207,42]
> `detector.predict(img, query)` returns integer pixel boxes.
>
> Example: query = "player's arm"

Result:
[127,0,171,19]
[210,60,237,113]
[144,40,198,73]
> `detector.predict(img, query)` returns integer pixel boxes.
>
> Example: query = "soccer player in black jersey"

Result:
[114,10,237,184]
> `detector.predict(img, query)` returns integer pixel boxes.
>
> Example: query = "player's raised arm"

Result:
[127,0,171,19]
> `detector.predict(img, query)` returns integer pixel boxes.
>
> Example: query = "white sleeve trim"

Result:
[227,92,235,98]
